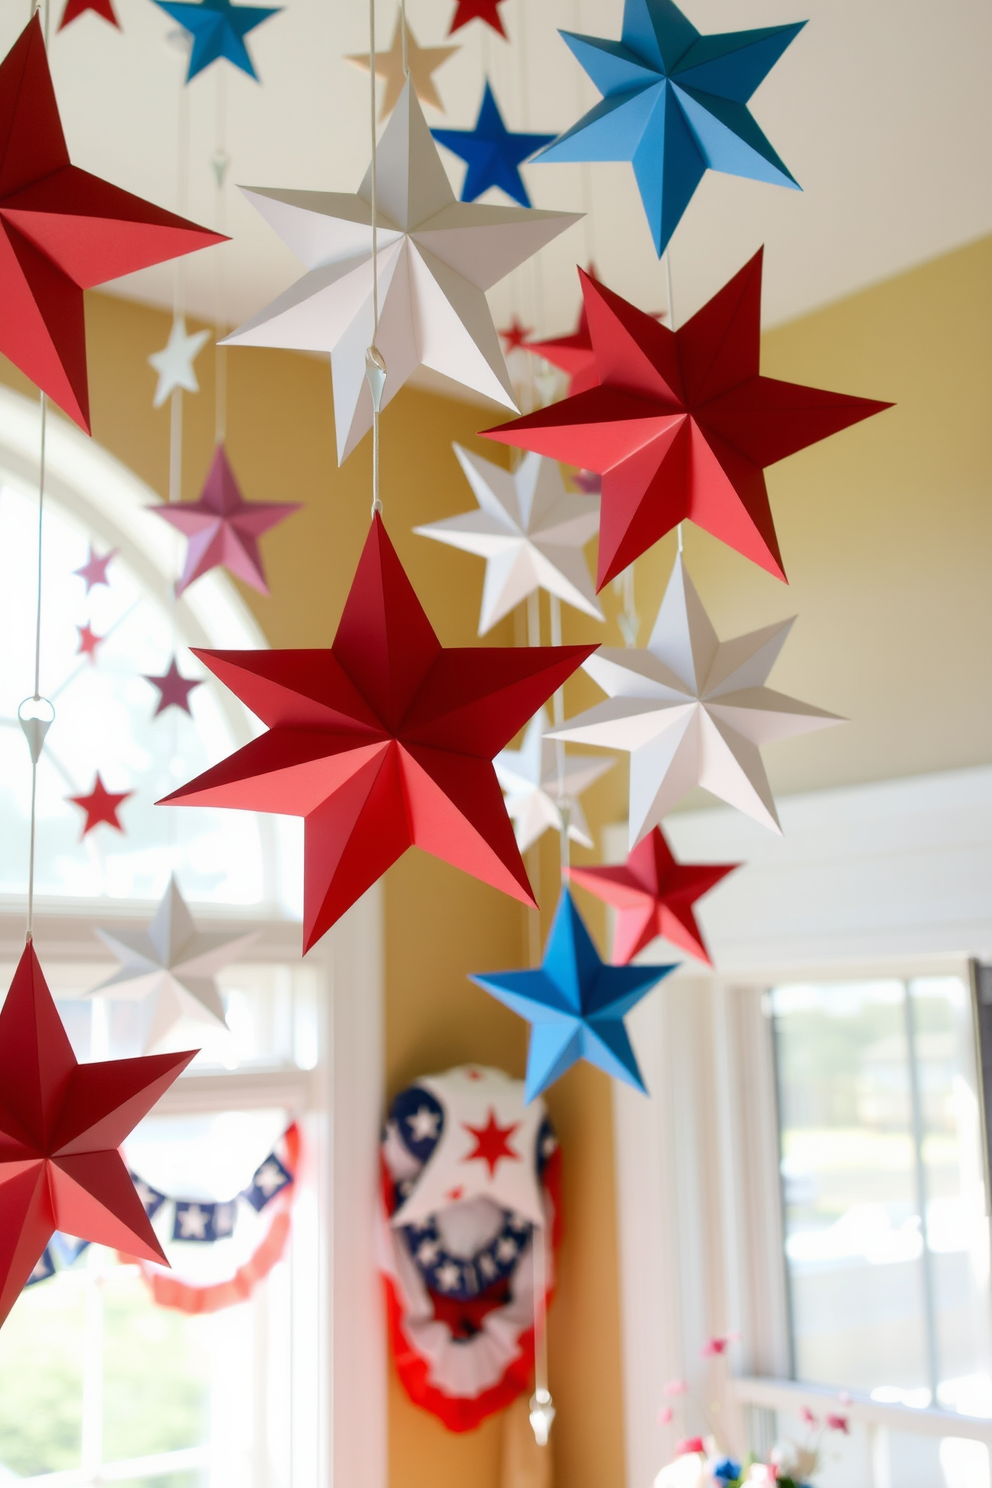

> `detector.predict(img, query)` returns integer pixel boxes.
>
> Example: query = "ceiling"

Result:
[18,0,992,366]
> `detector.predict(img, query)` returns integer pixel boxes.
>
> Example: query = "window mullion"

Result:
[902,982,940,1402]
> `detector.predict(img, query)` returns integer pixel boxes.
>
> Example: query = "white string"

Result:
[664,247,675,330]
[548,594,571,874]
[367,0,385,518]
[399,0,408,76]
[214,67,229,445]
[24,392,49,942]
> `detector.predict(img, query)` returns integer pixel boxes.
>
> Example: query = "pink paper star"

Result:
[67,773,132,837]
[74,545,117,593]
[143,656,202,716]
[76,623,104,661]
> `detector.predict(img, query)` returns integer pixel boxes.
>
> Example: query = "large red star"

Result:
[0,942,193,1326]
[448,0,506,38]
[567,827,738,966]
[0,17,223,432]
[67,773,132,837]
[488,252,892,588]
[462,1109,521,1178]
[162,515,595,950]
[58,0,120,28]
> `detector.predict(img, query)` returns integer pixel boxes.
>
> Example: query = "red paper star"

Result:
[525,269,664,399]
[0,942,193,1327]
[76,623,104,661]
[143,657,202,717]
[58,0,120,28]
[0,17,224,432]
[67,773,132,837]
[448,0,506,38]
[568,827,738,966]
[161,514,595,950]
[488,252,892,588]
[74,545,117,593]
[462,1109,521,1178]
[499,316,533,353]
[150,445,300,596]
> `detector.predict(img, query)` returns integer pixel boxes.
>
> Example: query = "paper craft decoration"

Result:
[74,546,116,593]
[486,255,891,588]
[0,18,223,432]
[499,317,532,352]
[143,657,202,717]
[448,0,507,38]
[551,554,842,842]
[161,515,595,951]
[471,890,675,1099]
[150,444,300,596]
[536,0,805,256]
[153,0,282,82]
[432,82,554,208]
[149,318,211,408]
[568,826,737,964]
[222,80,579,464]
[495,707,613,852]
[89,877,253,1052]
[59,0,119,29]
[0,942,194,1327]
[67,773,133,837]
[414,445,603,633]
[525,271,600,398]
[76,623,104,661]
[347,18,457,121]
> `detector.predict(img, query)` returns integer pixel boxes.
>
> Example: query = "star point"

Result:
[152,0,282,82]
[448,0,507,38]
[148,317,211,408]
[67,772,133,837]
[432,81,554,207]
[348,18,458,121]
[58,0,120,29]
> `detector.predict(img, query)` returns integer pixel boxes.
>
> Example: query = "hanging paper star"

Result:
[568,826,738,965]
[495,706,613,852]
[0,943,193,1326]
[470,890,675,1100]
[347,18,458,121]
[499,316,533,353]
[161,515,595,951]
[525,275,600,397]
[223,80,579,464]
[90,877,253,1052]
[551,554,841,842]
[448,0,507,39]
[148,318,211,408]
[67,773,133,837]
[73,546,117,594]
[153,0,282,82]
[143,657,202,716]
[486,256,892,588]
[536,0,805,256]
[58,0,120,29]
[76,623,104,662]
[462,1109,521,1178]
[414,445,603,633]
[0,18,223,432]
[432,82,555,208]
[149,444,300,596]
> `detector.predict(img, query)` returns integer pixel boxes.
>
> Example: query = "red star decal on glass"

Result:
[75,623,104,661]
[568,826,738,966]
[490,252,891,588]
[143,657,202,717]
[73,545,116,593]
[0,942,193,1326]
[67,772,132,837]
[499,316,533,353]
[58,0,120,28]
[448,0,506,37]
[462,1109,522,1178]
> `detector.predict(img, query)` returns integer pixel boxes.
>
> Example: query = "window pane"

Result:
[0,1271,85,1475]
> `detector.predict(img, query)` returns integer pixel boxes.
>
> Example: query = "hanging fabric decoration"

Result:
[447,0,507,39]
[67,772,133,837]
[148,318,211,408]
[24,1233,90,1288]
[568,826,738,965]
[143,657,202,717]
[0,17,224,433]
[414,445,603,632]
[58,0,120,30]
[153,0,283,82]
[485,256,892,588]
[534,0,805,256]
[160,515,596,951]
[347,18,458,121]
[221,80,579,463]
[379,1066,560,1431]
[495,706,613,853]
[432,82,555,208]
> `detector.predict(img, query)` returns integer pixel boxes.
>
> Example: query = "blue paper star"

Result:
[536,0,805,255]
[470,890,676,1100]
[432,81,555,207]
[154,0,281,82]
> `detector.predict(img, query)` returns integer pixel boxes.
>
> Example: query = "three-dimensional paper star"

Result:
[486,255,891,588]
[347,18,458,121]
[149,444,300,596]
[0,18,223,432]
[495,706,613,852]
[499,316,533,352]
[470,889,675,1100]
[525,272,600,397]
[223,80,579,463]
[0,943,194,1327]
[148,318,211,408]
[161,515,595,951]
[153,0,282,82]
[74,546,117,593]
[67,773,133,837]
[432,82,555,208]
[448,0,507,39]
[462,1110,521,1177]
[58,0,119,29]
[536,0,805,256]
[76,623,104,662]
[568,825,738,964]
[414,444,603,633]
[143,657,202,716]
[90,877,254,1052]
[551,554,842,842]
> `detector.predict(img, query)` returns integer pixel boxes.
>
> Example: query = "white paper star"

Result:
[495,706,613,852]
[407,1105,442,1142]
[89,877,255,1052]
[551,555,843,843]
[148,317,211,408]
[414,446,604,634]
[223,79,579,464]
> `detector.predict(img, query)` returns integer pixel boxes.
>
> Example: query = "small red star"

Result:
[76,623,104,661]
[465,1068,483,1081]
[58,0,120,29]
[445,1185,465,1202]
[462,1109,521,1178]
[448,0,506,37]
[74,545,117,593]
[499,316,533,353]
[67,773,133,837]
[143,657,202,717]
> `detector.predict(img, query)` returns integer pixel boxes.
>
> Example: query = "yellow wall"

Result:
[4,230,988,1488]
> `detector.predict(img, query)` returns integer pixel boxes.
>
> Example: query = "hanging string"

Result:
[366,0,386,518]
[548,593,571,876]
[665,251,683,564]
[20,392,53,943]
[32,0,51,45]
[213,68,230,445]
[398,0,408,76]
[529,1221,555,1445]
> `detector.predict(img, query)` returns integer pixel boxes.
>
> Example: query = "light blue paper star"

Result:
[470,890,676,1100]
[154,0,281,82]
[536,0,805,255]
[432,81,555,207]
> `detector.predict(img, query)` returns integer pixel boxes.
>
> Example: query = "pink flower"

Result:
[826,1414,849,1434]
[657,1407,674,1425]
[664,1380,689,1397]
[800,1407,817,1426]
[675,1437,705,1456]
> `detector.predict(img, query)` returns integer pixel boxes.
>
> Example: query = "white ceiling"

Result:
[17,0,992,349]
